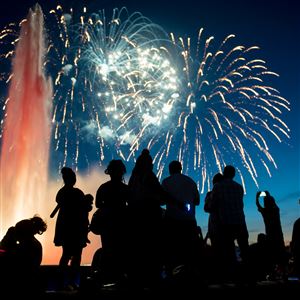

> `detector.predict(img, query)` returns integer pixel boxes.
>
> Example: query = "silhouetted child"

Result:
[204,172,223,281]
[52,167,90,290]
[204,173,223,256]
[84,193,94,244]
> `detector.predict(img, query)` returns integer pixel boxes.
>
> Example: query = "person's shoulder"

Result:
[182,173,196,181]
[150,170,159,179]
[1,226,16,240]
[236,182,244,194]
[162,175,172,184]
[101,180,111,187]
[97,180,111,190]
[147,171,160,184]
[33,237,42,246]
[74,186,84,192]
[182,174,198,186]
[213,180,223,189]
[234,179,242,185]
[57,186,65,194]
[238,182,244,192]
[56,187,66,199]
[120,181,130,190]
[232,179,243,188]
[73,187,85,197]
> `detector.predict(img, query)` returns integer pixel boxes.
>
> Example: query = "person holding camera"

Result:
[256,190,287,279]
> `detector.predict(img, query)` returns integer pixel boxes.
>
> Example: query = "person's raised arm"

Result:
[256,191,263,211]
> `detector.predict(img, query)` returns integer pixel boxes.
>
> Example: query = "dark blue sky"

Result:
[0,0,299,242]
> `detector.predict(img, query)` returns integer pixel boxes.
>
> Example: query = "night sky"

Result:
[0,0,299,245]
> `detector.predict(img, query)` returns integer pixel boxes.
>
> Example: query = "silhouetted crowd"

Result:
[1,148,300,295]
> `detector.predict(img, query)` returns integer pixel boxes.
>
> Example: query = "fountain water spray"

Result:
[0,4,52,236]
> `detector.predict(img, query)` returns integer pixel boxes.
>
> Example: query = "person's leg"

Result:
[58,246,71,289]
[70,246,83,288]
[59,245,71,267]
[236,223,249,262]
[219,225,237,281]
[236,224,251,283]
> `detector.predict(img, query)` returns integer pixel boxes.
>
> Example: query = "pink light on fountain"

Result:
[0,4,52,236]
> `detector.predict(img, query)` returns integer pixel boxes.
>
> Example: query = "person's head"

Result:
[212,173,223,185]
[30,215,47,235]
[15,215,47,240]
[61,167,76,186]
[105,159,126,181]
[84,194,94,210]
[134,149,153,173]
[169,160,182,175]
[223,165,235,179]
[84,193,94,204]
[257,233,267,244]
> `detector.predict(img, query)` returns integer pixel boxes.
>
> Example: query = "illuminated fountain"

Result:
[0,4,52,237]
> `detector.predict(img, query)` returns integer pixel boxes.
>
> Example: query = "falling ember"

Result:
[0,4,52,236]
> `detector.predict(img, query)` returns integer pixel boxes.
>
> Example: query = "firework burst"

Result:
[0,6,290,192]
[148,29,290,192]
[45,6,179,173]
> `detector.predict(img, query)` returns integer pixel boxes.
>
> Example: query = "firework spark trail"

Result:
[0,5,291,193]
[44,6,180,172]
[0,4,52,235]
[149,29,290,191]
[80,8,180,155]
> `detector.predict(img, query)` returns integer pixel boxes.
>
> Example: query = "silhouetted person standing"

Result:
[127,149,165,288]
[204,173,223,251]
[161,160,200,278]
[94,159,130,284]
[291,217,300,278]
[256,191,287,278]
[84,193,94,241]
[204,172,223,277]
[210,165,249,281]
[0,215,47,296]
[52,167,90,290]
